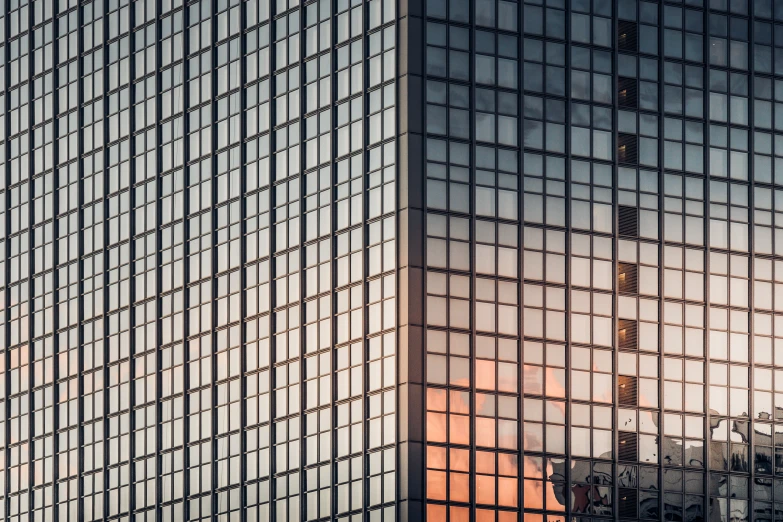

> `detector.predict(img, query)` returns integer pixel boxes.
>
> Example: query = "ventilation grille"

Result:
[618,21,639,52]
[618,77,638,109]
[618,206,638,237]
[618,262,638,295]
[618,433,638,462]
[618,133,638,165]
[619,488,639,519]
[618,319,638,350]
[618,375,638,407]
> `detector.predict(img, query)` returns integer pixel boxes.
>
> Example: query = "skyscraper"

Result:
[1,0,781,521]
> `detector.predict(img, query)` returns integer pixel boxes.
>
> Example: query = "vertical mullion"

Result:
[1,1,9,520]
[747,4,756,519]
[260,0,273,517]
[75,2,86,521]
[98,0,111,517]
[208,1,218,519]
[702,0,713,517]
[267,0,279,518]
[329,0,338,517]
[656,1,665,520]
[295,2,306,520]
[126,2,137,517]
[563,3,573,521]
[50,1,61,520]
[152,0,166,517]
[468,0,478,516]
[24,2,33,520]
[611,1,621,520]
[516,0,525,515]
[160,0,185,519]
[238,3,247,520]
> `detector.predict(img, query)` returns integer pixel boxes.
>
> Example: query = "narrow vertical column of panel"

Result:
[566,0,618,513]
[182,1,216,520]
[212,0,244,518]
[4,1,35,521]
[106,0,141,518]
[421,0,523,520]
[242,0,273,519]
[187,0,218,520]
[655,3,666,519]
[300,0,337,520]
[317,1,402,520]
[701,2,754,521]
[421,1,482,520]
[214,1,247,520]
[153,0,186,520]
[32,1,61,522]
[129,0,158,517]
[268,1,305,520]
[98,0,130,516]
[56,0,83,515]
[4,0,33,520]
[746,5,760,521]
[290,1,307,520]
[519,0,571,519]
[471,1,523,520]
[23,2,33,520]
[79,0,108,519]
[652,0,710,520]
[331,1,371,520]
[653,3,665,520]
[614,2,665,521]
[363,0,399,520]
[101,0,136,514]
[127,4,146,515]
[748,0,783,515]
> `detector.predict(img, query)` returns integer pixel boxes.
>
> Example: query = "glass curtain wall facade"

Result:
[0,0,402,522]
[1,0,783,522]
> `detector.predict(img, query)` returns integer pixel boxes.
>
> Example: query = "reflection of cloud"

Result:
[425,412,446,443]
[450,448,469,472]
[426,470,446,501]
[449,415,470,446]
[523,479,543,509]
[497,363,517,393]
[523,455,544,479]
[523,365,543,394]
[498,452,517,476]
[498,419,518,450]
[523,422,543,452]
[59,383,70,403]
[449,390,470,415]
[593,373,613,403]
[545,367,566,399]
[475,417,495,447]
[427,446,446,469]
[427,388,447,411]
[474,393,490,414]
[522,103,543,145]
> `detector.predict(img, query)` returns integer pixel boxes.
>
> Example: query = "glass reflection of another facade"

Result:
[420,0,783,521]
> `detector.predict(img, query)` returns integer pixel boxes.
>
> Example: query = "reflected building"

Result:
[1,0,783,522]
